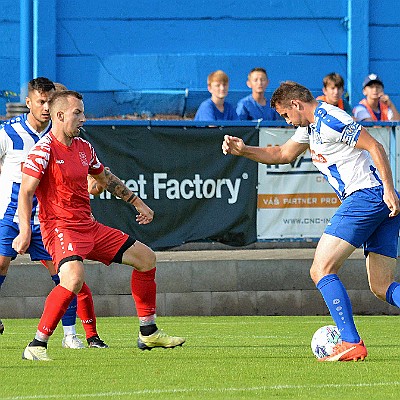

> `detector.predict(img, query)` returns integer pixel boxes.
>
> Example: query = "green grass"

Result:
[1,315,400,399]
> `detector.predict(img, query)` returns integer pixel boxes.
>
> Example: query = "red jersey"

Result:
[22,132,104,225]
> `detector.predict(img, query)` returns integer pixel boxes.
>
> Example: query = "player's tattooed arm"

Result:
[103,168,138,205]
[92,168,153,224]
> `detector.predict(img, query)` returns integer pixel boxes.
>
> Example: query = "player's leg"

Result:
[366,252,399,301]
[41,260,84,349]
[0,220,22,335]
[23,258,84,361]
[0,255,11,335]
[311,233,361,341]
[33,220,84,349]
[310,188,394,361]
[118,239,185,350]
[364,211,400,306]
[311,233,367,362]
[77,282,108,348]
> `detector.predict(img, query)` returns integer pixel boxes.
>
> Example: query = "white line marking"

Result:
[4,381,400,399]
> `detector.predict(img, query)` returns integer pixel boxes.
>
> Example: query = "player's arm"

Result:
[91,168,154,225]
[356,127,400,217]
[12,173,41,254]
[88,172,106,195]
[222,135,308,164]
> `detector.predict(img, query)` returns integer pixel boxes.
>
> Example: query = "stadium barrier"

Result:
[1,121,400,318]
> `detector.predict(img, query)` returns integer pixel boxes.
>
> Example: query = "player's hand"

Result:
[12,232,31,255]
[383,188,400,217]
[222,135,245,156]
[87,174,101,195]
[132,198,154,224]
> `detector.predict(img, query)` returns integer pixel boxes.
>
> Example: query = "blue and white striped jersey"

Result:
[0,114,51,224]
[291,103,382,200]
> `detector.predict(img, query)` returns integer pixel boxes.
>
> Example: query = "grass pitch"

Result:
[1,315,399,399]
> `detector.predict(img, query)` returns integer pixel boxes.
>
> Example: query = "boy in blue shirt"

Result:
[236,67,281,121]
[194,70,238,121]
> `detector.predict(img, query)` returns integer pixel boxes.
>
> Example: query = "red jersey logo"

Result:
[310,150,327,163]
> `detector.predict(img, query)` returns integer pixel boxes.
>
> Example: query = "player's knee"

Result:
[0,257,11,274]
[59,269,84,294]
[310,264,322,285]
[140,250,156,271]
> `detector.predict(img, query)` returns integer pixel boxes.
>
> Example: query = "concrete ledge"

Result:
[1,249,399,318]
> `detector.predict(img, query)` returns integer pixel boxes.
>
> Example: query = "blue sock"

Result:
[0,275,6,289]
[316,274,360,343]
[386,282,400,307]
[61,295,77,327]
[51,274,60,286]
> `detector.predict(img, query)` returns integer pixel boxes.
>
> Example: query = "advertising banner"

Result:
[82,126,258,249]
[256,127,391,241]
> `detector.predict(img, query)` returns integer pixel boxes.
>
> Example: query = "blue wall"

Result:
[1,0,400,117]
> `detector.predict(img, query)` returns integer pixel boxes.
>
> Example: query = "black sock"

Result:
[140,324,157,336]
[29,339,47,348]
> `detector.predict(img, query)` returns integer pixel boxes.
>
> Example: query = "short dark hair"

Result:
[270,81,314,109]
[48,90,83,114]
[322,72,345,89]
[248,67,268,79]
[27,77,55,94]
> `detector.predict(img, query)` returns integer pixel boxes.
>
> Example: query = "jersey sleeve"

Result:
[87,141,104,175]
[0,128,8,160]
[318,105,362,147]
[22,140,51,179]
[290,127,310,144]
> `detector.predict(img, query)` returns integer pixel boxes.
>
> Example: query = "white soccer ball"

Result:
[311,325,342,359]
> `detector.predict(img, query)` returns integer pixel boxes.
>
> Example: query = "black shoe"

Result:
[87,335,108,348]
[0,319,4,335]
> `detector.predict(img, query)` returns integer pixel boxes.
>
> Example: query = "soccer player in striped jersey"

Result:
[0,77,106,348]
[223,81,400,362]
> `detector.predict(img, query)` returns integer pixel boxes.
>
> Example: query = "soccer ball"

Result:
[311,325,342,359]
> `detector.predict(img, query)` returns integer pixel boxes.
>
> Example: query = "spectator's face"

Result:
[322,83,344,106]
[208,80,229,99]
[363,83,384,100]
[247,72,268,94]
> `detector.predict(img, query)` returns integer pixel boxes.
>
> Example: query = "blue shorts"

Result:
[0,219,51,261]
[325,186,400,258]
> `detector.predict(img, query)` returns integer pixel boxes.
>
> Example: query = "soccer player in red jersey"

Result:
[0,78,105,349]
[13,90,185,361]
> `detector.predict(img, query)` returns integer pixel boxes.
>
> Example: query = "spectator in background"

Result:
[316,72,353,115]
[194,70,238,121]
[236,67,281,121]
[353,74,400,122]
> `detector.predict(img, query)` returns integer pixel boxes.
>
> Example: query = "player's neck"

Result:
[51,128,73,146]
[307,100,319,123]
